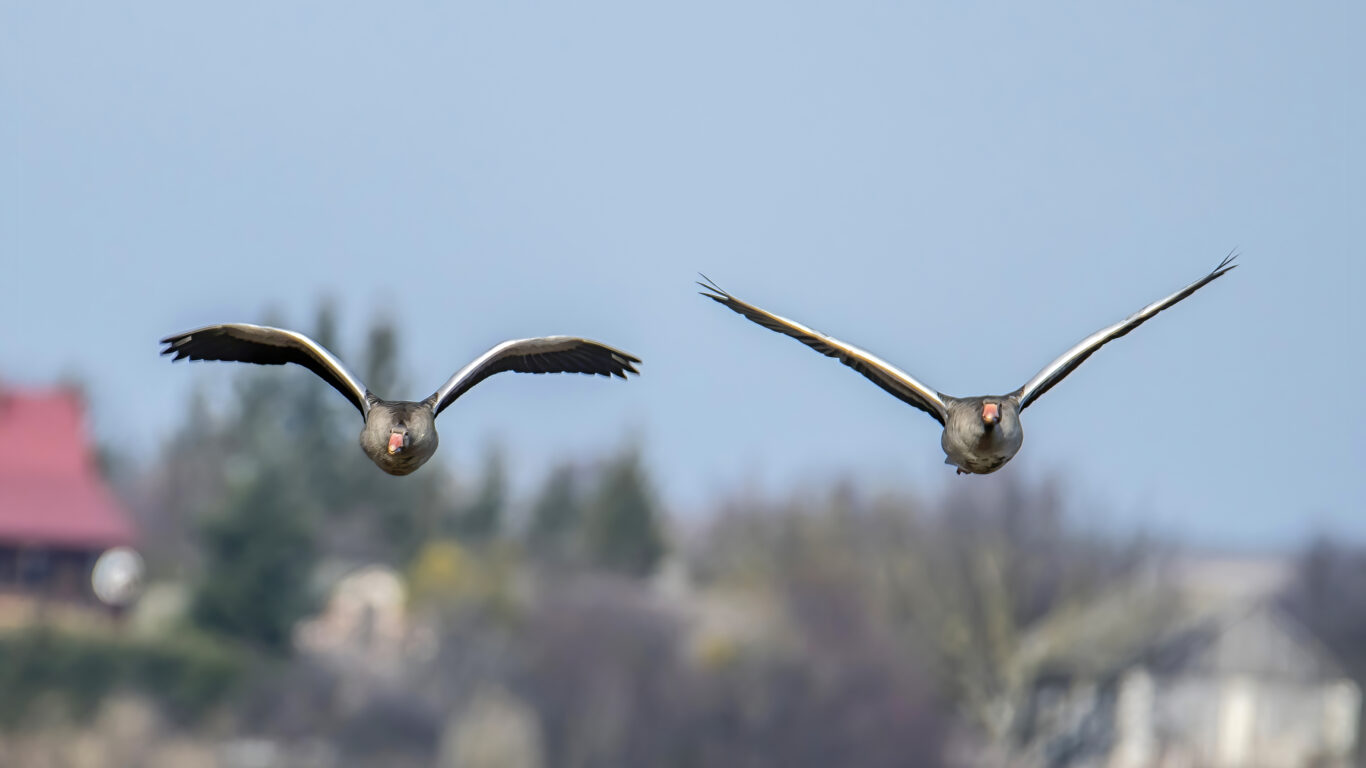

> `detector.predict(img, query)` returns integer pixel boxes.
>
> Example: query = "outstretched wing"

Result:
[1012,252,1238,411]
[698,276,948,426]
[428,337,641,417]
[160,323,370,417]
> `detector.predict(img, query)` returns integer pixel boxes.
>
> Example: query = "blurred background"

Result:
[1,2,1360,767]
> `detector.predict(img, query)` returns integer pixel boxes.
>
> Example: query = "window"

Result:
[18,549,52,588]
[0,547,16,583]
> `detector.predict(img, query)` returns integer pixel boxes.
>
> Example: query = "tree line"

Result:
[15,304,1365,767]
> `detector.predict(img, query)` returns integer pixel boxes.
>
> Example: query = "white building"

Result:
[1015,578,1359,768]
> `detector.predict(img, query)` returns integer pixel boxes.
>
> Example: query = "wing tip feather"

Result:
[1213,249,1239,276]
[696,273,732,303]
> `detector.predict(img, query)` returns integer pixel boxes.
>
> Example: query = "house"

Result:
[0,388,137,621]
[1012,559,1359,768]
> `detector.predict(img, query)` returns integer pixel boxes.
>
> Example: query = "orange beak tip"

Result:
[388,433,404,454]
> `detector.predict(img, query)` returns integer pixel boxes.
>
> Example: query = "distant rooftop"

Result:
[0,388,136,549]
[1171,554,1293,604]
[1014,554,1339,685]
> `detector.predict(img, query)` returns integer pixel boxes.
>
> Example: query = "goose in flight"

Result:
[699,254,1236,475]
[160,325,641,475]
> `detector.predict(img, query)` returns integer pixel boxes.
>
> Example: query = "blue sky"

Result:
[1,2,1359,547]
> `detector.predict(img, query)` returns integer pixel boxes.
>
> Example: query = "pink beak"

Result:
[388,433,405,454]
[982,402,1000,425]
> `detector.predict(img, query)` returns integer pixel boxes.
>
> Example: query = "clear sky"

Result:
[2,2,1359,548]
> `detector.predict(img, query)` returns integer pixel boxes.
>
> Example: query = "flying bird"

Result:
[699,254,1236,475]
[160,324,641,475]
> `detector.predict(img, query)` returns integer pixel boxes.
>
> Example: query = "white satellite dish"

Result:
[92,547,145,606]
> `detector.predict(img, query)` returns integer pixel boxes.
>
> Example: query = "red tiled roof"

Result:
[0,389,136,549]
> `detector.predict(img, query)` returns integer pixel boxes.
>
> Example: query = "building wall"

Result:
[0,544,110,629]
[1027,670,1360,768]
[1147,675,1358,768]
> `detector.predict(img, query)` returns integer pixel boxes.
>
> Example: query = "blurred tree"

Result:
[514,574,947,768]
[887,478,1154,741]
[293,301,351,510]
[0,627,245,728]
[696,474,1155,746]
[407,539,517,620]
[131,387,224,574]
[525,463,583,564]
[582,448,665,577]
[1281,537,1366,759]
[363,316,403,400]
[439,684,545,768]
[1283,538,1366,670]
[452,448,506,542]
[190,461,317,654]
[147,356,302,577]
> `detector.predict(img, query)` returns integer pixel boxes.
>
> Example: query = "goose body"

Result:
[358,398,440,476]
[700,254,1236,475]
[161,326,641,476]
[940,397,1024,475]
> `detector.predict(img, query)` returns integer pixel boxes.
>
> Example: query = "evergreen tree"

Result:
[294,301,349,509]
[583,449,665,577]
[363,317,402,399]
[453,448,505,542]
[526,463,583,564]
[191,462,317,654]
[142,386,228,574]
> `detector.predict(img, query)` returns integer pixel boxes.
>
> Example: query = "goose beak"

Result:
[388,432,406,454]
[982,402,1000,425]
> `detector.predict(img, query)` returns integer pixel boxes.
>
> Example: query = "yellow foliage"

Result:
[405,539,516,617]
[690,633,740,672]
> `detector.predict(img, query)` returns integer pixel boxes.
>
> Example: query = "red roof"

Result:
[0,389,136,549]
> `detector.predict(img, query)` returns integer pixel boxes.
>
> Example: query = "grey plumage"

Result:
[700,254,1236,474]
[160,324,641,476]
